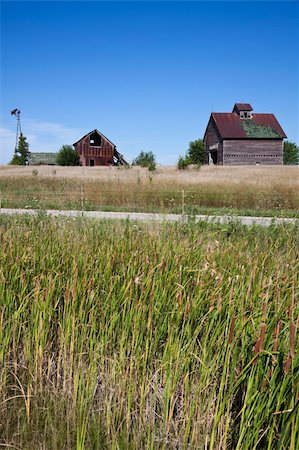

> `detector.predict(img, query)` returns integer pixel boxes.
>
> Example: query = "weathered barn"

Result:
[73,129,128,166]
[203,103,287,165]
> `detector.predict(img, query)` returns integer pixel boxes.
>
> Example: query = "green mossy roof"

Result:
[29,153,58,165]
[241,120,281,138]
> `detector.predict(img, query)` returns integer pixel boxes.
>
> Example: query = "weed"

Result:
[0,216,298,448]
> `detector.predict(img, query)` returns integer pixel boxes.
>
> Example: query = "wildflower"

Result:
[134,276,141,286]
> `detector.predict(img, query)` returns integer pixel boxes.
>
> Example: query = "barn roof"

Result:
[206,112,286,140]
[73,129,116,148]
[29,152,58,165]
[233,103,253,112]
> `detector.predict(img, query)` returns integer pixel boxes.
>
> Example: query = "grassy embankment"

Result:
[0,165,298,217]
[1,215,298,449]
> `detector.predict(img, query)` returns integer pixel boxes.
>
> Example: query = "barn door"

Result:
[210,151,218,164]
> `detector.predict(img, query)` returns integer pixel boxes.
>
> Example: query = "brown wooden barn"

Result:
[73,129,128,166]
[203,103,287,165]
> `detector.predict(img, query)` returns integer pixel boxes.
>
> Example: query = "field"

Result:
[0,165,298,217]
[1,215,298,449]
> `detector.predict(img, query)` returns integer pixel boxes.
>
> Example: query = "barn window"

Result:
[89,132,102,147]
[240,111,252,119]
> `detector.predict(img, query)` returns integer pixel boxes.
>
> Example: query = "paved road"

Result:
[0,208,298,227]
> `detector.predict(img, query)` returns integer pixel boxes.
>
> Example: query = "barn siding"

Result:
[204,119,223,164]
[75,134,115,166]
[223,139,283,165]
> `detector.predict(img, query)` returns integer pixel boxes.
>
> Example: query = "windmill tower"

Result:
[11,108,22,152]
[11,108,29,165]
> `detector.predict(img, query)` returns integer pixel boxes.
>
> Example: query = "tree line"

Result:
[9,134,299,167]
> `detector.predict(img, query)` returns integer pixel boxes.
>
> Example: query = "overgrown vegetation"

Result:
[0,216,298,448]
[132,150,156,171]
[283,141,299,165]
[241,120,281,138]
[56,145,81,166]
[177,154,190,170]
[178,139,205,169]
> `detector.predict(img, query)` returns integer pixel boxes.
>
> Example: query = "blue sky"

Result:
[0,1,298,164]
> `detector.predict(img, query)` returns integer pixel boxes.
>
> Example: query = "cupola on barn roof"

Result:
[232,103,253,114]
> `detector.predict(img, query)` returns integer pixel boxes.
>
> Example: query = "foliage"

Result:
[10,134,30,165]
[283,141,299,165]
[56,145,81,166]
[177,155,191,170]
[178,139,205,169]
[187,139,205,165]
[241,120,281,138]
[10,154,22,165]
[132,150,156,171]
[0,216,298,448]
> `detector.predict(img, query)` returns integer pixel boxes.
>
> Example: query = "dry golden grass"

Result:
[1,164,298,188]
[0,165,298,214]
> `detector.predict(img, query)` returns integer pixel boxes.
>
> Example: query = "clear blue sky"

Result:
[1,1,298,164]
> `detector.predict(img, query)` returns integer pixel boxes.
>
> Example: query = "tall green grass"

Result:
[0,216,298,449]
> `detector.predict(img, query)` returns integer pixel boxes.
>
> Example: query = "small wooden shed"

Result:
[73,129,128,166]
[28,153,58,165]
[203,103,287,165]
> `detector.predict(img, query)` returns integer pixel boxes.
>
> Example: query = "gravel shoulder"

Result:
[0,208,298,227]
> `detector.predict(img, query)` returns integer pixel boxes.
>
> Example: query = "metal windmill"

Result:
[11,108,22,152]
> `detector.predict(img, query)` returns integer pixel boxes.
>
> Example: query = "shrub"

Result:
[283,141,299,165]
[178,139,205,169]
[56,145,81,166]
[187,139,205,165]
[133,151,156,170]
[177,155,191,170]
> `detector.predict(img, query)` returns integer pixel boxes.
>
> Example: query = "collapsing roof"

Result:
[73,129,116,148]
[73,129,129,165]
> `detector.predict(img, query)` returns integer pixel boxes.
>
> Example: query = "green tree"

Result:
[132,151,156,171]
[187,139,205,165]
[283,141,299,165]
[177,139,205,169]
[10,134,30,165]
[56,145,81,166]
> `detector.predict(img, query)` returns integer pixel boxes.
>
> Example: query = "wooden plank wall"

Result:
[75,135,115,166]
[223,139,283,165]
[204,119,223,164]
